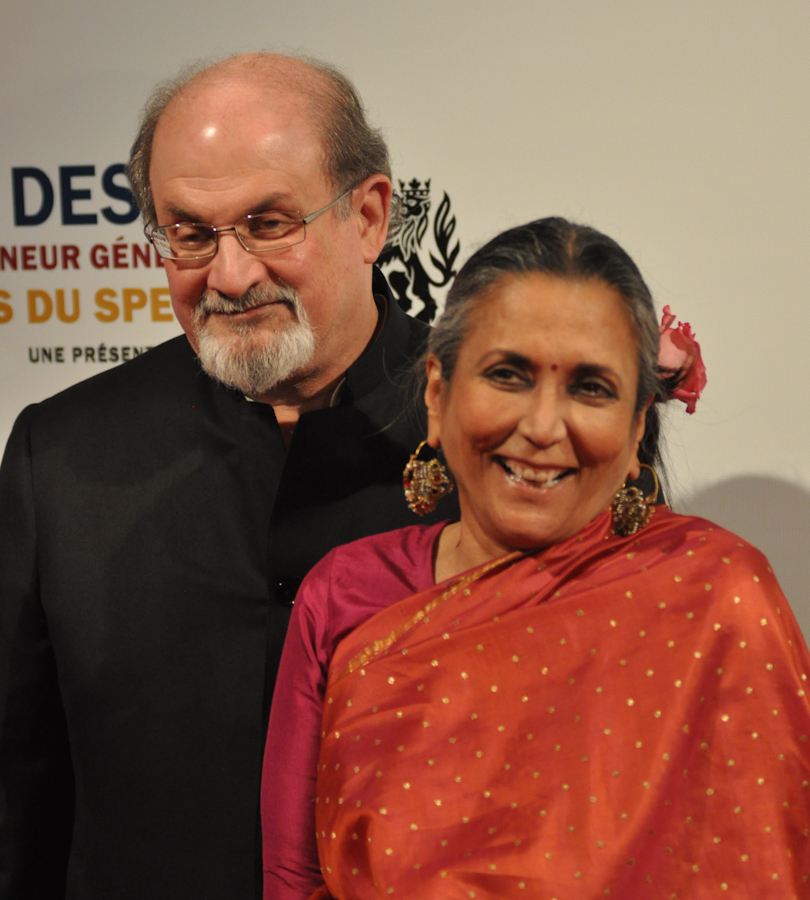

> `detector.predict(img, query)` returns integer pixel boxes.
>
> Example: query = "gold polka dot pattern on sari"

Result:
[315,509,810,898]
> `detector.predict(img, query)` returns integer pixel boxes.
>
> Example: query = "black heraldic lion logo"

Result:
[378,179,460,323]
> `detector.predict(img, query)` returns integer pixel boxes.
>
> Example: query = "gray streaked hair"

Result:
[427,216,668,469]
[127,52,393,229]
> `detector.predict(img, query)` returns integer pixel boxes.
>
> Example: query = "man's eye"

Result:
[247,213,297,235]
[174,226,212,245]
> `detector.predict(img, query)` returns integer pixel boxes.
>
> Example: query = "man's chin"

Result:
[193,319,316,396]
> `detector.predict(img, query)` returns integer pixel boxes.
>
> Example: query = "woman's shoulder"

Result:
[328,520,447,572]
[651,506,776,583]
[296,521,447,615]
[656,509,810,666]
[656,506,764,553]
[291,522,448,655]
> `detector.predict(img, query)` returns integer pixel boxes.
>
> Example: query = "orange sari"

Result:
[314,508,810,899]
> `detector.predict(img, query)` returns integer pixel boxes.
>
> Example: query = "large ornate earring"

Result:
[611,464,660,537]
[403,440,455,516]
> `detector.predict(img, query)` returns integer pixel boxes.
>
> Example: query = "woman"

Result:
[262,218,810,899]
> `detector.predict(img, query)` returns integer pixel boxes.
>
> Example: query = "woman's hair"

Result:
[427,216,676,469]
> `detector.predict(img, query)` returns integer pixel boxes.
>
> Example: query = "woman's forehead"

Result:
[460,272,639,361]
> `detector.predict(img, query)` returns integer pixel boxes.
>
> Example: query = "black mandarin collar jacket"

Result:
[0,268,455,900]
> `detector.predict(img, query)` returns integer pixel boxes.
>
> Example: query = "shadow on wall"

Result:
[683,476,810,642]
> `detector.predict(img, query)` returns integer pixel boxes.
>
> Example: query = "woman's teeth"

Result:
[502,460,569,486]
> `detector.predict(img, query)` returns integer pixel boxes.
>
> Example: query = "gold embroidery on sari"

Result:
[344,552,522,674]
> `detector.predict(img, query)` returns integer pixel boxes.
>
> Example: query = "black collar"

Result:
[340,266,421,409]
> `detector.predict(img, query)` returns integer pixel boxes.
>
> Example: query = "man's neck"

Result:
[263,375,344,444]
[250,290,385,445]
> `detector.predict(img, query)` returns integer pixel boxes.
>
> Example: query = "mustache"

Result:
[195,282,303,319]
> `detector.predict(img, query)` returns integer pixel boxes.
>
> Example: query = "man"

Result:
[0,54,453,900]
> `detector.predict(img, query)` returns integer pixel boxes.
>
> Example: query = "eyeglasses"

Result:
[145,187,354,260]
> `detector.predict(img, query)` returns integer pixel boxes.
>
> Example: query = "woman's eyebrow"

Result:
[575,362,621,379]
[476,350,532,368]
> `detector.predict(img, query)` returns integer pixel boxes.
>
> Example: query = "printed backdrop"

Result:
[2,1,809,632]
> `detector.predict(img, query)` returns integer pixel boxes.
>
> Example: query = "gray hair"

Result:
[127,52,393,229]
[428,217,670,468]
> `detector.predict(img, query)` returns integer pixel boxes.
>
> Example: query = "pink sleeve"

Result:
[261,554,334,900]
[261,523,441,899]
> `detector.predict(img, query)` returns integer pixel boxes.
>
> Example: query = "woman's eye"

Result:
[575,379,616,399]
[485,366,527,385]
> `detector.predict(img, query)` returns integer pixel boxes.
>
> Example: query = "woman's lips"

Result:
[497,457,574,487]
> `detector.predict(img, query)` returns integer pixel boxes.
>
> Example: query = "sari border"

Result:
[342,551,523,675]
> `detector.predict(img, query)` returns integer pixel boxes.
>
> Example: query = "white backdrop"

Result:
[2,1,809,630]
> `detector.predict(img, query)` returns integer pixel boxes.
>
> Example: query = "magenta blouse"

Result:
[261,522,445,899]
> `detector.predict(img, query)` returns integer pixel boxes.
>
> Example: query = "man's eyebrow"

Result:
[161,195,296,225]
[245,195,295,216]
[164,204,200,224]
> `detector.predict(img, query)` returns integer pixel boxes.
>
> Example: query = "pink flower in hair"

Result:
[658,305,707,414]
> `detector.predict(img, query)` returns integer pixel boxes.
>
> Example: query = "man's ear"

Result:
[424,355,444,449]
[628,394,654,480]
[353,174,393,264]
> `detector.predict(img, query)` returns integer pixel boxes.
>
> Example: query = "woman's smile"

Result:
[426,271,648,573]
[496,456,574,488]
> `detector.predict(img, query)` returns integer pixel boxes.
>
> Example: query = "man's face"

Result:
[149,77,380,397]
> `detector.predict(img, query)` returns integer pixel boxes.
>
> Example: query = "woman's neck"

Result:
[433,521,511,583]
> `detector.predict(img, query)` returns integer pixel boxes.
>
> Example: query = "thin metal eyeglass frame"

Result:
[146,185,354,261]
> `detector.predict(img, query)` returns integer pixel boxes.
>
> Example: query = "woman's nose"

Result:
[518,386,568,448]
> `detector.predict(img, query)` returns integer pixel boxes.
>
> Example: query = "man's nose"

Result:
[518,386,568,448]
[205,232,270,298]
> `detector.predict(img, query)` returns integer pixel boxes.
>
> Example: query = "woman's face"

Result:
[426,272,648,562]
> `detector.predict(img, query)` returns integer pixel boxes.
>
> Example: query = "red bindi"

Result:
[551,364,558,371]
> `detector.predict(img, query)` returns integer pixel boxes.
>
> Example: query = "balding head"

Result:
[140,51,393,410]
[128,52,391,228]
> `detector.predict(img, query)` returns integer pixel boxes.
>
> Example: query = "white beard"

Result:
[193,282,316,396]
